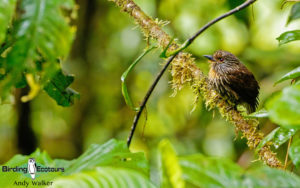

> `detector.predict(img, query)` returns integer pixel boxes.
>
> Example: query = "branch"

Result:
[110,0,283,168]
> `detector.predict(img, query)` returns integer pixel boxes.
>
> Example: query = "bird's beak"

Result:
[203,55,215,62]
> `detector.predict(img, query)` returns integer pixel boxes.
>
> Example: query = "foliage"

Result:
[256,0,300,168]
[43,69,79,107]
[0,139,153,188]
[0,0,16,45]
[287,2,300,24]
[275,66,300,85]
[266,85,300,128]
[277,2,300,45]
[121,46,157,111]
[1,139,300,188]
[289,139,300,168]
[256,127,298,152]
[180,155,300,188]
[277,30,300,45]
[52,167,155,188]
[63,139,149,176]
[159,140,300,188]
[158,139,185,188]
[0,0,78,106]
[245,109,268,118]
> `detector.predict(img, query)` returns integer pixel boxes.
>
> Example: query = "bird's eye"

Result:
[219,58,224,62]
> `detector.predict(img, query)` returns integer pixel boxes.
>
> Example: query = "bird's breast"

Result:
[209,68,224,93]
[208,67,238,100]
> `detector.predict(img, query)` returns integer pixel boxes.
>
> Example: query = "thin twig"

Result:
[284,136,293,170]
[127,0,256,147]
[141,106,148,138]
[127,55,177,146]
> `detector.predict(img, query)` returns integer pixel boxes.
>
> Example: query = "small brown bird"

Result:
[204,50,259,113]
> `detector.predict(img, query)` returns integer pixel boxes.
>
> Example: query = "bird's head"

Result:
[203,50,239,66]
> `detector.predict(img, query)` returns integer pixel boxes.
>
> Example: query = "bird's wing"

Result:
[226,65,259,106]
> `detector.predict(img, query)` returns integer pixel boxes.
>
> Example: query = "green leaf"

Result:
[43,70,80,107]
[255,127,280,153]
[275,66,300,85]
[179,154,300,188]
[0,0,16,45]
[2,139,300,188]
[266,85,300,128]
[289,139,300,167]
[158,139,185,188]
[245,109,268,118]
[244,166,300,187]
[276,30,300,45]
[287,2,300,24]
[160,38,174,58]
[65,139,149,176]
[179,154,243,188]
[121,46,156,111]
[52,167,156,188]
[1,0,76,99]
[273,128,298,148]
[0,139,150,188]
[7,0,75,64]
[256,127,298,152]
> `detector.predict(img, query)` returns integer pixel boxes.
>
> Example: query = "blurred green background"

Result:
[1,0,300,171]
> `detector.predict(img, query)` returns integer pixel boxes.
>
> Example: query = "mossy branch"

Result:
[109,0,283,168]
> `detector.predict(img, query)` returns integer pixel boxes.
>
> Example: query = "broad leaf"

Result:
[7,0,75,64]
[266,85,300,128]
[273,128,298,148]
[179,154,300,188]
[1,0,77,104]
[0,0,16,45]
[289,139,300,167]
[275,66,300,85]
[65,139,149,176]
[287,2,300,24]
[52,167,156,188]
[0,139,150,188]
[179,154,243,188]
[277,30,300,45]
[244,166,300,187]
[255,127,280,153]
[43,70,79,107]
[256,127,298,152]
[158,139,185,188]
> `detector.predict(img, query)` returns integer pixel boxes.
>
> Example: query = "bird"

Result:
[28,158,37,180]
[203,50,259,114]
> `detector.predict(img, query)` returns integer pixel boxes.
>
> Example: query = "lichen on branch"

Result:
[109,0,283,168]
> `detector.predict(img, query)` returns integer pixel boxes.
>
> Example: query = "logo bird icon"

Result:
[28,158,36,180]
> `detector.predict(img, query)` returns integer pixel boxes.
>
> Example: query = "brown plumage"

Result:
[204,50,259,113]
